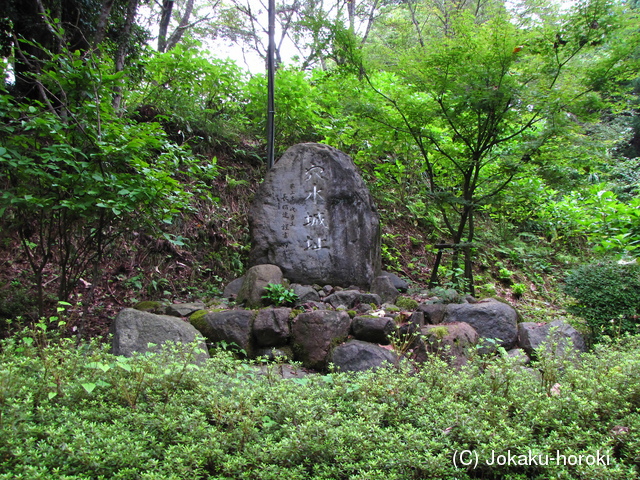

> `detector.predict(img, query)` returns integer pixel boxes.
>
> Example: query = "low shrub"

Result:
[1,329,640,479]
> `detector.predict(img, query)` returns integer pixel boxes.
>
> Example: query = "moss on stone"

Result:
[189,309,214,339]
[133,301,165,313]
[395,296,419,311]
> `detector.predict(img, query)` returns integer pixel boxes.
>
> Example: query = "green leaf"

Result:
[81,383,97,394]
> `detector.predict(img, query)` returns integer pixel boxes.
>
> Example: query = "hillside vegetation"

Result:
[0,0,639,340]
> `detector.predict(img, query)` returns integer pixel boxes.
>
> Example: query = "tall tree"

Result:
[347,0,640,290]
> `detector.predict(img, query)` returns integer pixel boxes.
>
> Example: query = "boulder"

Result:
[324,290,362,309]
[380,271,409,292]
[236,264,284,309]
[165,302,206,318]
[223,277,245,299]
[330,340,398,372]
[417,303,447,325]
[371,275,400,304]
[199,309,255,357]
[444,298,518,351]
[248,143,381,287]
[111,308,209,362]
[291,284,321,304]
[291,310,351,370]
[518,319,586,356]
[253,307,291,347]
[359,293,382,306]
[351,315,395,344]
[421,322,479,366]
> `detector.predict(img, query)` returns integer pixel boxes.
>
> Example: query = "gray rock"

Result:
[330,340,397,372]
[236,264,284,309]
[165,302,206,317]
[417,303,447,324]
[201,309,255,357]
[291,310,351,370]
[111,308,209,362]
[248,143,381,287]
[291,284,321,304]
[253,307,292,347]
[518,319,586,356]
[324,290,362,308]
[351,315,395,344]
[408,311,425,327]
[445,298,518,351]
[359,293,382,306]
[371,276,400,304]
[223,277,245,299]
[421,322,479,365]
[380,271,409,292]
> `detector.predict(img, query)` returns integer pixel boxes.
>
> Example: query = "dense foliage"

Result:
[1,329,640,479]
[563,261,640,338]
[1,0,639,332]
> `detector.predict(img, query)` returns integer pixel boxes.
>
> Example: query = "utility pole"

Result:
[266,0,276,169]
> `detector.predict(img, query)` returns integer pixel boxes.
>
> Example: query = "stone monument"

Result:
[249,143,381,287]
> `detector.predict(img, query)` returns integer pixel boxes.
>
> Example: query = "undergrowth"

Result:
[1,329,639,479]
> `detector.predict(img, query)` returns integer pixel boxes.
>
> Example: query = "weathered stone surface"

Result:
[291,310,351,370]
[330,340,397,372]
[444,298,518,350]
[200,309,255,357]
[165,302,206,317]
[351,315,395,344]
[291,284,321,304]
[380,271,409,292]
[359,293,382,306]
[417,303,447,325]
[518,319,586,356]
[408,311,425,328]
[248,143,381,287]
[223,277,245,299]
[422,322,479,364]
[236,264,284,309]
[371,276,400,304]
[111,308,209,362]
[324,290,362,309]
[253,307,291,347]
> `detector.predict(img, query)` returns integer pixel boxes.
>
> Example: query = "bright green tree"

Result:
[338,0,640,291]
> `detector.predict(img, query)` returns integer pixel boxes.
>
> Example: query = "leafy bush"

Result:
[0,41,204,314]
[1,330,640,478]
[262,283,298,306]
[563,261,640,338]
[130,45,248,146]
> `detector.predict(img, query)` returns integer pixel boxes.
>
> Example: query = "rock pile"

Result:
[112,265,586,372]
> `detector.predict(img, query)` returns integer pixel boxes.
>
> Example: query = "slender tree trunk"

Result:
[158,0,174,53]
[94,0,117,47]
[113,0,140,110]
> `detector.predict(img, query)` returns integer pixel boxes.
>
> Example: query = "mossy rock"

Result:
[395,296,418,311]
[133,301,166,314]
[289,309,303,319]
[189,310,212,338]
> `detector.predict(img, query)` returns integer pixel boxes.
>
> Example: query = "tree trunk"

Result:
[113,0,140,110]
[166,0,195,51]
[158,0,174,53]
